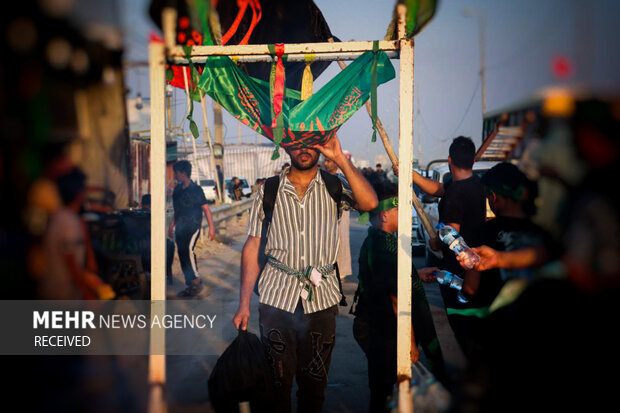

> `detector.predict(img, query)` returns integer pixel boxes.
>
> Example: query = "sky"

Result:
[122,0,620,166]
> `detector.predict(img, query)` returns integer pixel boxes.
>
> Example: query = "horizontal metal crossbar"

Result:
[168,40,400,64]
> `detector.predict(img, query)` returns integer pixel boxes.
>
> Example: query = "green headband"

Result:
[485,184,525,201]
[358,196,398,225]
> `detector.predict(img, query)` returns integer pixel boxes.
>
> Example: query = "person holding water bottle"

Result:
[410,136,487,357]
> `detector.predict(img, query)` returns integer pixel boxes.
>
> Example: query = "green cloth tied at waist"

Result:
[446,307,490,319]
[266,255,335,302]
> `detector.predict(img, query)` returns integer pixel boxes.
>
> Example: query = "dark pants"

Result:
[259,301,338,413]
[175,227,201,286]
[166,238,175,278]
[142,237,175,278]
[439,283,478,359]
[368,337,397,413]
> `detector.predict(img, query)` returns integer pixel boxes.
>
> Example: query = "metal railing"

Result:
[201,198,253,235]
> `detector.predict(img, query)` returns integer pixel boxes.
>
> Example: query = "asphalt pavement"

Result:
[112,212,467,413]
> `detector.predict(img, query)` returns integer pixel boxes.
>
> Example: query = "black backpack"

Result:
[255,169,350,306]
[208,329,276,412]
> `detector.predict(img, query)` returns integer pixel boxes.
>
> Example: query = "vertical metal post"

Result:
[148,41,167,413]
[397,3,414,412]
[213,102,225,202]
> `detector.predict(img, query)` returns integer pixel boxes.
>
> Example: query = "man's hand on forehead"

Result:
[310,135,343,162]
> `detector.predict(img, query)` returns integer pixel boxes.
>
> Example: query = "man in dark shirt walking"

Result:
[411,136,486,354]
[168,160,215,297]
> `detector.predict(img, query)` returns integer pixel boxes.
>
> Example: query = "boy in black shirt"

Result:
[451,162,549,357]
[168,160,215,297]
[353,180,445,411]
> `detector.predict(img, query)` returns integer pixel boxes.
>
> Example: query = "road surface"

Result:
[163,212,467,412]
[78,212,467,412]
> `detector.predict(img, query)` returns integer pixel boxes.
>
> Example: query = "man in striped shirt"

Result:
[233,135,378,412]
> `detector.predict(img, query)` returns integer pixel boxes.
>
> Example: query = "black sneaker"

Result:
[177,279,203,297]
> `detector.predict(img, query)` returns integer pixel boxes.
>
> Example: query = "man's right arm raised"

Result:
[413,170,445,197]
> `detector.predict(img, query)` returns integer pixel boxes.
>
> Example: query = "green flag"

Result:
[197,51,395,149]
[405,0,438,37]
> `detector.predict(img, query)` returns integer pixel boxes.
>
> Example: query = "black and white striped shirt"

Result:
[247,168,354,313]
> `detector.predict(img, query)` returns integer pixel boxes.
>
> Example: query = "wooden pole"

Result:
[148,41,167,413]
[162,8,177,51]
[328,39,436,241]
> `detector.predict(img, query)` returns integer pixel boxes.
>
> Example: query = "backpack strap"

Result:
[255,175,280,296]
[262,175,280,226]
[320,169,350,306]
[320,169,343,219]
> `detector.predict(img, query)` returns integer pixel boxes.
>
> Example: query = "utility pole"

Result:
[463,8,487,115]
[213,101,225,202]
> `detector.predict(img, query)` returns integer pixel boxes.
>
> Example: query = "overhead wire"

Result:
[445,77,480,141]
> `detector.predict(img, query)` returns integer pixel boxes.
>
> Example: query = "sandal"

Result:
[177,279,203,297]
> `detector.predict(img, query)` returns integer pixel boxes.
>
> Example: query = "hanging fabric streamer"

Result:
[268,43,286,159]
[370,40,379,143]
[183,45,200,139]
[301,54,316,101]
[220,0,263,46]
[193,0,214,45]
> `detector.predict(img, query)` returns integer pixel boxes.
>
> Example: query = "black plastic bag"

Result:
[208,329,276,412]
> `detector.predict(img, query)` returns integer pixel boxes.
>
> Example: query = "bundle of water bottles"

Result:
[434,269,468,304]
[387,361,452,413]
[432,222,483,303]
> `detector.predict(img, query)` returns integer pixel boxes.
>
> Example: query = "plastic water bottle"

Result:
[434,270,463,290]
[434,270,468,303]
[436,223,480,270]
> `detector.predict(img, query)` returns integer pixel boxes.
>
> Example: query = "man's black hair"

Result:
[481,163,527,197]
[57,167,86,205]
[173,160,192,177]
[482,162,538,217]
[449,136,476,169]
[369,179,398,223]
[376,163,382,167]
[373,180,398,201]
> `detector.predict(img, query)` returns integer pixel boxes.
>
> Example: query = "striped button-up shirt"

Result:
[247,168,354,313]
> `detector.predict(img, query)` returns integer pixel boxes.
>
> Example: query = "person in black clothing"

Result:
[352,180,447,412]
[446,162,551,358]
[410,136,486,356]
[168,160,215,297]
[375,163,388,181]
[452,99,620,413]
